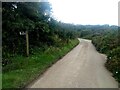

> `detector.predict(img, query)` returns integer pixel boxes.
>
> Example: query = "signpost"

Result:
[26,31,29,56]
[20,31,29,56]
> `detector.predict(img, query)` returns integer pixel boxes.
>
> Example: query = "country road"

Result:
[28,38,118,88]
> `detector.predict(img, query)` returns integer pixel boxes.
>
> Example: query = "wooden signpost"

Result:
[26,31,29,56]
[20,31,29,56]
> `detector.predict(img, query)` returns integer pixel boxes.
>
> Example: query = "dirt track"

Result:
[28,38,118,88]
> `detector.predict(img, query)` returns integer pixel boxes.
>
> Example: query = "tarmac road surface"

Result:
[28,38,118,88]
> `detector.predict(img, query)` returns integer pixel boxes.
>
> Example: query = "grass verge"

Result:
[2,39,79,88]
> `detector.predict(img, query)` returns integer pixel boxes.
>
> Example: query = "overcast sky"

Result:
[48,0,119,25]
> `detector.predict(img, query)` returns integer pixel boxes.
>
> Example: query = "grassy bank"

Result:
[2,39,79,88]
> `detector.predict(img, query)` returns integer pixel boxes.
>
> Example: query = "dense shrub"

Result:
[91,30,120,83]
[2,2,78,66]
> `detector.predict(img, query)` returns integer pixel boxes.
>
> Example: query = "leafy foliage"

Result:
[2,2,78,66]
[80,26,120,83]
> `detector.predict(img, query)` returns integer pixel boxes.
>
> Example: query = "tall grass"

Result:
[2,39,79,88]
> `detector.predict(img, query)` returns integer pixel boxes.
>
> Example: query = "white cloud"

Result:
[49,0,119,25]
